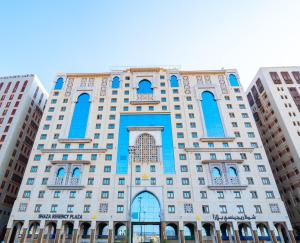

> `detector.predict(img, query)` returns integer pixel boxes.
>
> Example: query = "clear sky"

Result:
[1,0,300,92]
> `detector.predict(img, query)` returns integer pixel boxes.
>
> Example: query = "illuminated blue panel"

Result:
[131,191,160,222]
[54,77,64,90]
[117,114,175,174]
[137,80,153,94]
[229,74,239,87]
[112,76,120,89]
[68,93,90,138]
[170,75,179,87]
[201,91,225,137]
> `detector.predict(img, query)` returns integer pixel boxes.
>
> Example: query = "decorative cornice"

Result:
[40,149,107,153]
[50,160,90,165]
[66,73,110,78]
[185,148,254,152]
[127,126,164,132]
[200,137,236,142]
[129,100,160,105]
[58,138,92,143]
[202,159,244,164]
[180,70,226,75]
[208,185,247,190]
[47,185,84,190]
[126,67,165,73]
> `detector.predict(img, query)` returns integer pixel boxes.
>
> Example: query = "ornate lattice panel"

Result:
[132,133,160,163]
[64,78,74,97]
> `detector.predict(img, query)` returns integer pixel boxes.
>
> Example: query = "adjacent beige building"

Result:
[0,74,48,240]
[247,67,300,240]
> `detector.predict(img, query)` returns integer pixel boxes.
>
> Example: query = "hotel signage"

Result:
[38,214,82,219]
[212,214,256,221]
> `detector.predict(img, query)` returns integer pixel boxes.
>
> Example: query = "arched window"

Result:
[202,224,212,237]
[201,91,225,137]
[212,167,221,177]
[72,168,80,177]
[229,74,239,87]
[137,80,153,94]
[54,77,64,90]
[57,168,65,177]
[68,93,90,138]
[131,191,160,222]
[166,224,177,238]
[170,75,179,87]
[228,167,237,177]
[112,76,120,89]
[133,133,159,163]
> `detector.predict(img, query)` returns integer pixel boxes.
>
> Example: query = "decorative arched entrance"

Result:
[131,191,161,243]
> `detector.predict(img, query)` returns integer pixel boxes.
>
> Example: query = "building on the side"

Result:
[246,67,300,239]
[0,74,48,240]
[5,68,295,243]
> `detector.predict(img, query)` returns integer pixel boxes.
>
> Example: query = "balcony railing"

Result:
[48,176,83,189]
[209,176,246,189]
[130,94,160,105]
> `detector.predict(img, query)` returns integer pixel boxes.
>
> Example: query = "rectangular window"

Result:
[167,191,174,199]
[168,205,175,213]
[118,191,124,199]
[200,191,207,199]
[117,205,124,213]
[219,205,227,213]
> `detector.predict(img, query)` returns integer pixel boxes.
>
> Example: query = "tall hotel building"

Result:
[247,67,300,239]
[5,68,295,243]
[0,75,47,240]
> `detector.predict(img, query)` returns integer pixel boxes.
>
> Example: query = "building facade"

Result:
[5,68,295,243]
[246,67,300,239]
[0,74,48,240]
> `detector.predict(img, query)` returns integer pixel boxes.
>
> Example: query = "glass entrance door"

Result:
[132,224,160,243]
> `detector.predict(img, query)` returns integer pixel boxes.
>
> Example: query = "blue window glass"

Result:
[72,168,80,177]
[112,76,120,89]
[54,77,64,90]
[201,91,225,137]
[212,167,221,177]
[117,114,175,174]
[229,74,239,87]
[137,80,153,94]
[68,93,90,139]
[131,191,160,222]
[170,75,179,87]
[57,168,65,177]
[228,167,237,177]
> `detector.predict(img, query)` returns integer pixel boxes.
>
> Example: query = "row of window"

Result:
[25,175,271,186]
[19,202,279,214]
[23,189,275,200]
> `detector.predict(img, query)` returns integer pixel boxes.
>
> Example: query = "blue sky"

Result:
[1,0,300,92]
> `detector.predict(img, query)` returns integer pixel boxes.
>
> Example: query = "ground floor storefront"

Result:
[4,219,296,243]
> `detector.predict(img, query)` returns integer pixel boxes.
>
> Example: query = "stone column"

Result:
[108,229,113,243]
[37,228,44,243]
[3,228,11,243]
[90,229,95,243]
[289,230,297,243]
[72,229,78,243]
[234,230,241,243]
[20,228,28,243]
[179,229,185,243]
[54,228,61,243]
[252,230,259,243]
[216,230,222,243]
[161,222,166,241]
[270,230,278,243]
[196,229,204,243]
